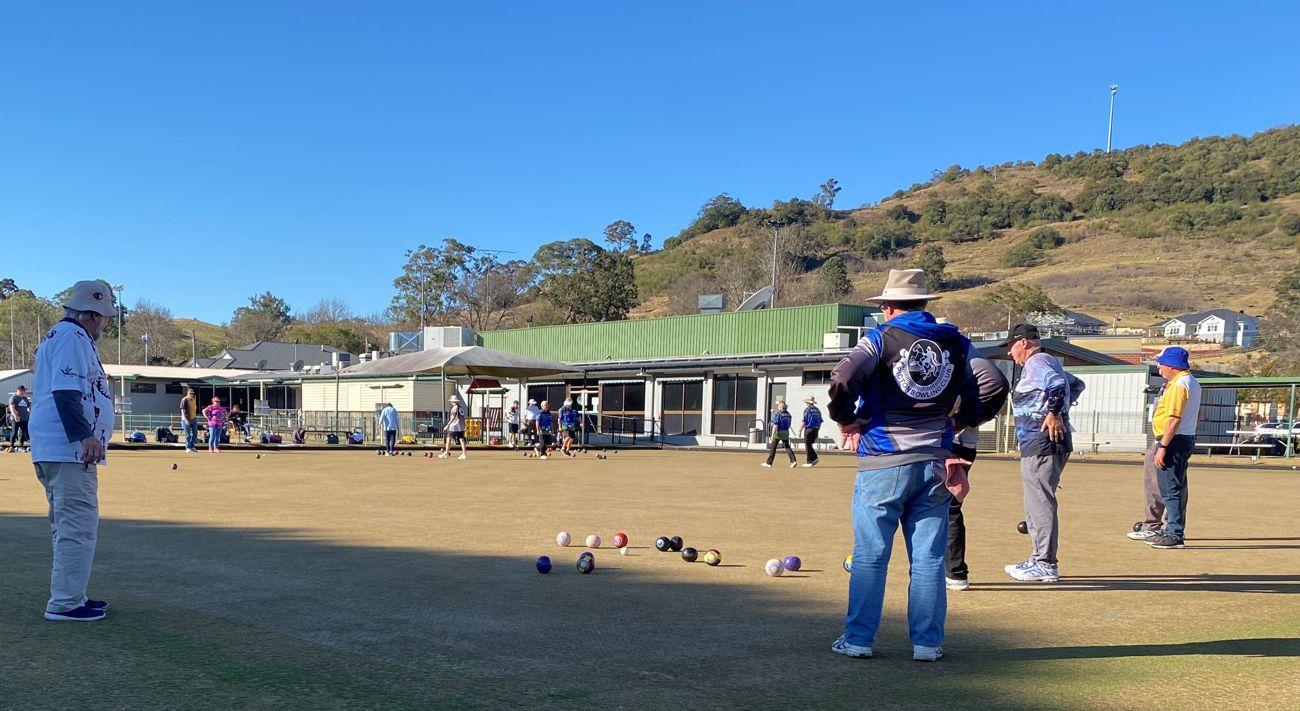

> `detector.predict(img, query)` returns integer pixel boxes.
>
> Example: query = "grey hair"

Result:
[63,307,103,323]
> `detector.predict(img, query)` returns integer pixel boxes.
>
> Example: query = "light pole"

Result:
[1106,84,1118,153]
[111,284,124,364]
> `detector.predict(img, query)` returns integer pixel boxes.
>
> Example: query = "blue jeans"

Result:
[385,430,397,454]
[1156,435,1194,538]
[208,425,222,449]
[182,421,198,450]
[845,459,951,649]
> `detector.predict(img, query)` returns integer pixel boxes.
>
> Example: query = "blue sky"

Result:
[3,2,1298,323]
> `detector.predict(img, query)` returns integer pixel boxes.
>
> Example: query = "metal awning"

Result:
[336,346,570,379]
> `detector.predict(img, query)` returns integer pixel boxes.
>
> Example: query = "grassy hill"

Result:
[630,125,1300,330]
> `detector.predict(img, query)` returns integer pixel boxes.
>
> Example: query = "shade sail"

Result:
[338,346,571,379]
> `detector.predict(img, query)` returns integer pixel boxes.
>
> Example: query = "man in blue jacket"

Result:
[827,269,1007,662]
[799,395,823,467]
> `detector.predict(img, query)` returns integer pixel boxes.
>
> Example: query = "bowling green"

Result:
[1,449,1296,710]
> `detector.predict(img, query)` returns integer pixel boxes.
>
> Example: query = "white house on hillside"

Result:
[1153,309,1258,347]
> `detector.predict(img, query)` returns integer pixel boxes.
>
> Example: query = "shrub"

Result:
[1278,213,1300,237]
[1001,241,1044,268]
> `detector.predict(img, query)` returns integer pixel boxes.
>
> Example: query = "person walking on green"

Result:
[762,399,797,469]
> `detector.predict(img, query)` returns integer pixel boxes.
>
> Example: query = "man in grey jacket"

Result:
[29,281,118,622]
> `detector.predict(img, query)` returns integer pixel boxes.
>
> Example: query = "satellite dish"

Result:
[291,359,305,372]
[735,285,774,312]
[255,358,268,370]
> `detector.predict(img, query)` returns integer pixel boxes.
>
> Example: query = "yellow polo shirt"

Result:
[1153,371,1200,437]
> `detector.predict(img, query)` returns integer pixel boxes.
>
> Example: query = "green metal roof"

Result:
[478,304,876,363]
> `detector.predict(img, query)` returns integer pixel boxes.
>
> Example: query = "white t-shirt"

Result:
[447,403,466,432]
[523,405,540,423]
[30,320,113,465]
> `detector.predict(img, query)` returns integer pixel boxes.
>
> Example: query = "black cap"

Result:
[998,324,1040,347]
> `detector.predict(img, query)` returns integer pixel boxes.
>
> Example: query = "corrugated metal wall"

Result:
[479,304,869,362]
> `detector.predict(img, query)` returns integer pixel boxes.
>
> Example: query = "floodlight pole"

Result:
[770,226,779,307]
[112,284,124,364]
[1106,85,1118,153]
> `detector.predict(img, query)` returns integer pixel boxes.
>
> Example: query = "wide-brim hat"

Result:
[865,269,941,303]
[62,280,118,318]
[803,395,816,404]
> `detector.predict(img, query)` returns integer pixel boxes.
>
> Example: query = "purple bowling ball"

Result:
[536,556,553,574]
[782,556,802,572]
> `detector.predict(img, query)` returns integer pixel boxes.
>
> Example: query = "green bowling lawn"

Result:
[1,448,1296,709]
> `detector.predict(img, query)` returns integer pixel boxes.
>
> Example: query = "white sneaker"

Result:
[831,635,873,659]
[539,455,548,460]
[760,463,772,468]
[913,645,943,662]
[788,462,797,469]
[945,577,970,591]
[457,454,466,460]
[1127,529,1157,541]
[1004,560,1060,582]
[438,453,449,459]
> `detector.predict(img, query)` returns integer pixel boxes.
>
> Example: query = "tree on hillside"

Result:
[0,294,61,368]
[667,194,748,247]
[603,220,638,252]
[533,238,637,323]
[984,283,1062,330]
[818,256,852,301]
[300,298,353,324]
[909,244,947,288]
[453,257,535,331]
[640,233,653,253]
[285,322,371,355]
[389,242,465,327]
[230,292,293,344]
[1261,266,1300,375]
[814,178,842,210]
[0,278,34,300]
[122,300,181,364]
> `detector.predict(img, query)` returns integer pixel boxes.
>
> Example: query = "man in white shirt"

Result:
[29,280,117,622]
[523,399,540,447]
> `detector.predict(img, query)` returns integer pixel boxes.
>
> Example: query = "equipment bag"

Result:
[326,433,340,445]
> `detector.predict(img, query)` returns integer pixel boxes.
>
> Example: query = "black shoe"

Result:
[1146,533,1185,549]
[44,605,106,622]
[85,599,109,611]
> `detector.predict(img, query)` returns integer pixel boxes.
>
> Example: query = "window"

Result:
[600,382,645,434]
[164,383,184,395]
[712,375,757,436]
[802,370,833,385]
[129,382,157,394]
[661,381,703,435]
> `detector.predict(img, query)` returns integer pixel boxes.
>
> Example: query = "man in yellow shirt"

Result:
[1128,347,1199,549]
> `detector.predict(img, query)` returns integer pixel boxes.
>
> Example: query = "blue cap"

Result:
[1155,346,1190,370]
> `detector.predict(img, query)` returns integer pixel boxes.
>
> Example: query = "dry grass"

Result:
[1,449,1297,709]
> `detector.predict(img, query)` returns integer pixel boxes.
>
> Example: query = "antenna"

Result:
[291,359,304,372]
[734,285,774,312]
[255,358,268,370]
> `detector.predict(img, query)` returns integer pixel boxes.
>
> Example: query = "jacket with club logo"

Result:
[828,311,1008,469]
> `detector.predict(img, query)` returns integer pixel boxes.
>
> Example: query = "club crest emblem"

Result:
[893,339,954,399]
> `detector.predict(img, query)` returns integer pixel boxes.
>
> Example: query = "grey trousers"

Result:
[34,461,99,613]
[1139,440,1164,532]
[1020,452,1069,565]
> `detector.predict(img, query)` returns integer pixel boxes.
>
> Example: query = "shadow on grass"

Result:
[994,637,1300,661]
[974,574,1300,594]
[0,514,1289,710]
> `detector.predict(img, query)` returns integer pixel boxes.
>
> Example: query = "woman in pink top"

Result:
[201,397,227,453]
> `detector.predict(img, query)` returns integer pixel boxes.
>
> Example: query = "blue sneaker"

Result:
[831,635,873,659]
[44,606,106,622]
[1004,560,1059,582]
[85,599,109,611]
